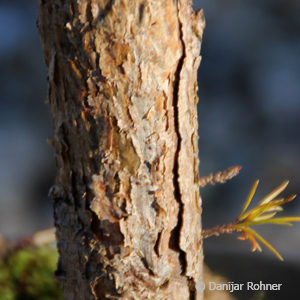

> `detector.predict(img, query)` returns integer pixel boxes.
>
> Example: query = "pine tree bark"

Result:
[37,0,205,299]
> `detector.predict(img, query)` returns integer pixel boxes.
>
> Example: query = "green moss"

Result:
[0,246,63,300]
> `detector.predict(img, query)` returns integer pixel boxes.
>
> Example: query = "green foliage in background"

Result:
[0,246,62,300]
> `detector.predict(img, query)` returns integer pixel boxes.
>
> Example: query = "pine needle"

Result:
[245,228,283,261]
[203,179,300,261]
[238,180,259,219]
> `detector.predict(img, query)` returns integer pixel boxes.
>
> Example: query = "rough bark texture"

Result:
[37,0,205,299]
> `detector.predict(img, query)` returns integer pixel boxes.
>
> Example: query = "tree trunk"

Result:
[37,0,205,299]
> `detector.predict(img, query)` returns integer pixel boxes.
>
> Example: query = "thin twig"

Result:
[32,227,56,246]
[1,227,56,254]
[202,180,300,260]
[202,223,238,239]
[199,166,242,188]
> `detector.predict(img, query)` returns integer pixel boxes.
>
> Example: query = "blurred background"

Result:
[0,0,299,298]
[194,0,300,255]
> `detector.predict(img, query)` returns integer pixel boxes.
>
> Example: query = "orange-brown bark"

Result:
[37,0,205,299]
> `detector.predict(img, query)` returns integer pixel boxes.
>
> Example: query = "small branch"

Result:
[202,180,300,260]
[199,165,242,188]
[1,227,56,254]
[202,223,239,239]
[32,227,56,246]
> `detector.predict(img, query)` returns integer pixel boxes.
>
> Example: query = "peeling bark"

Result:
[37,0,205,299]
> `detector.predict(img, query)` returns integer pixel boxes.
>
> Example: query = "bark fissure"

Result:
[172,4,197,298]
[169,0,187,276]
[188,277,196,300]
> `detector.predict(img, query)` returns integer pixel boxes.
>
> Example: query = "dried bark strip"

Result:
[37,0,205,299]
